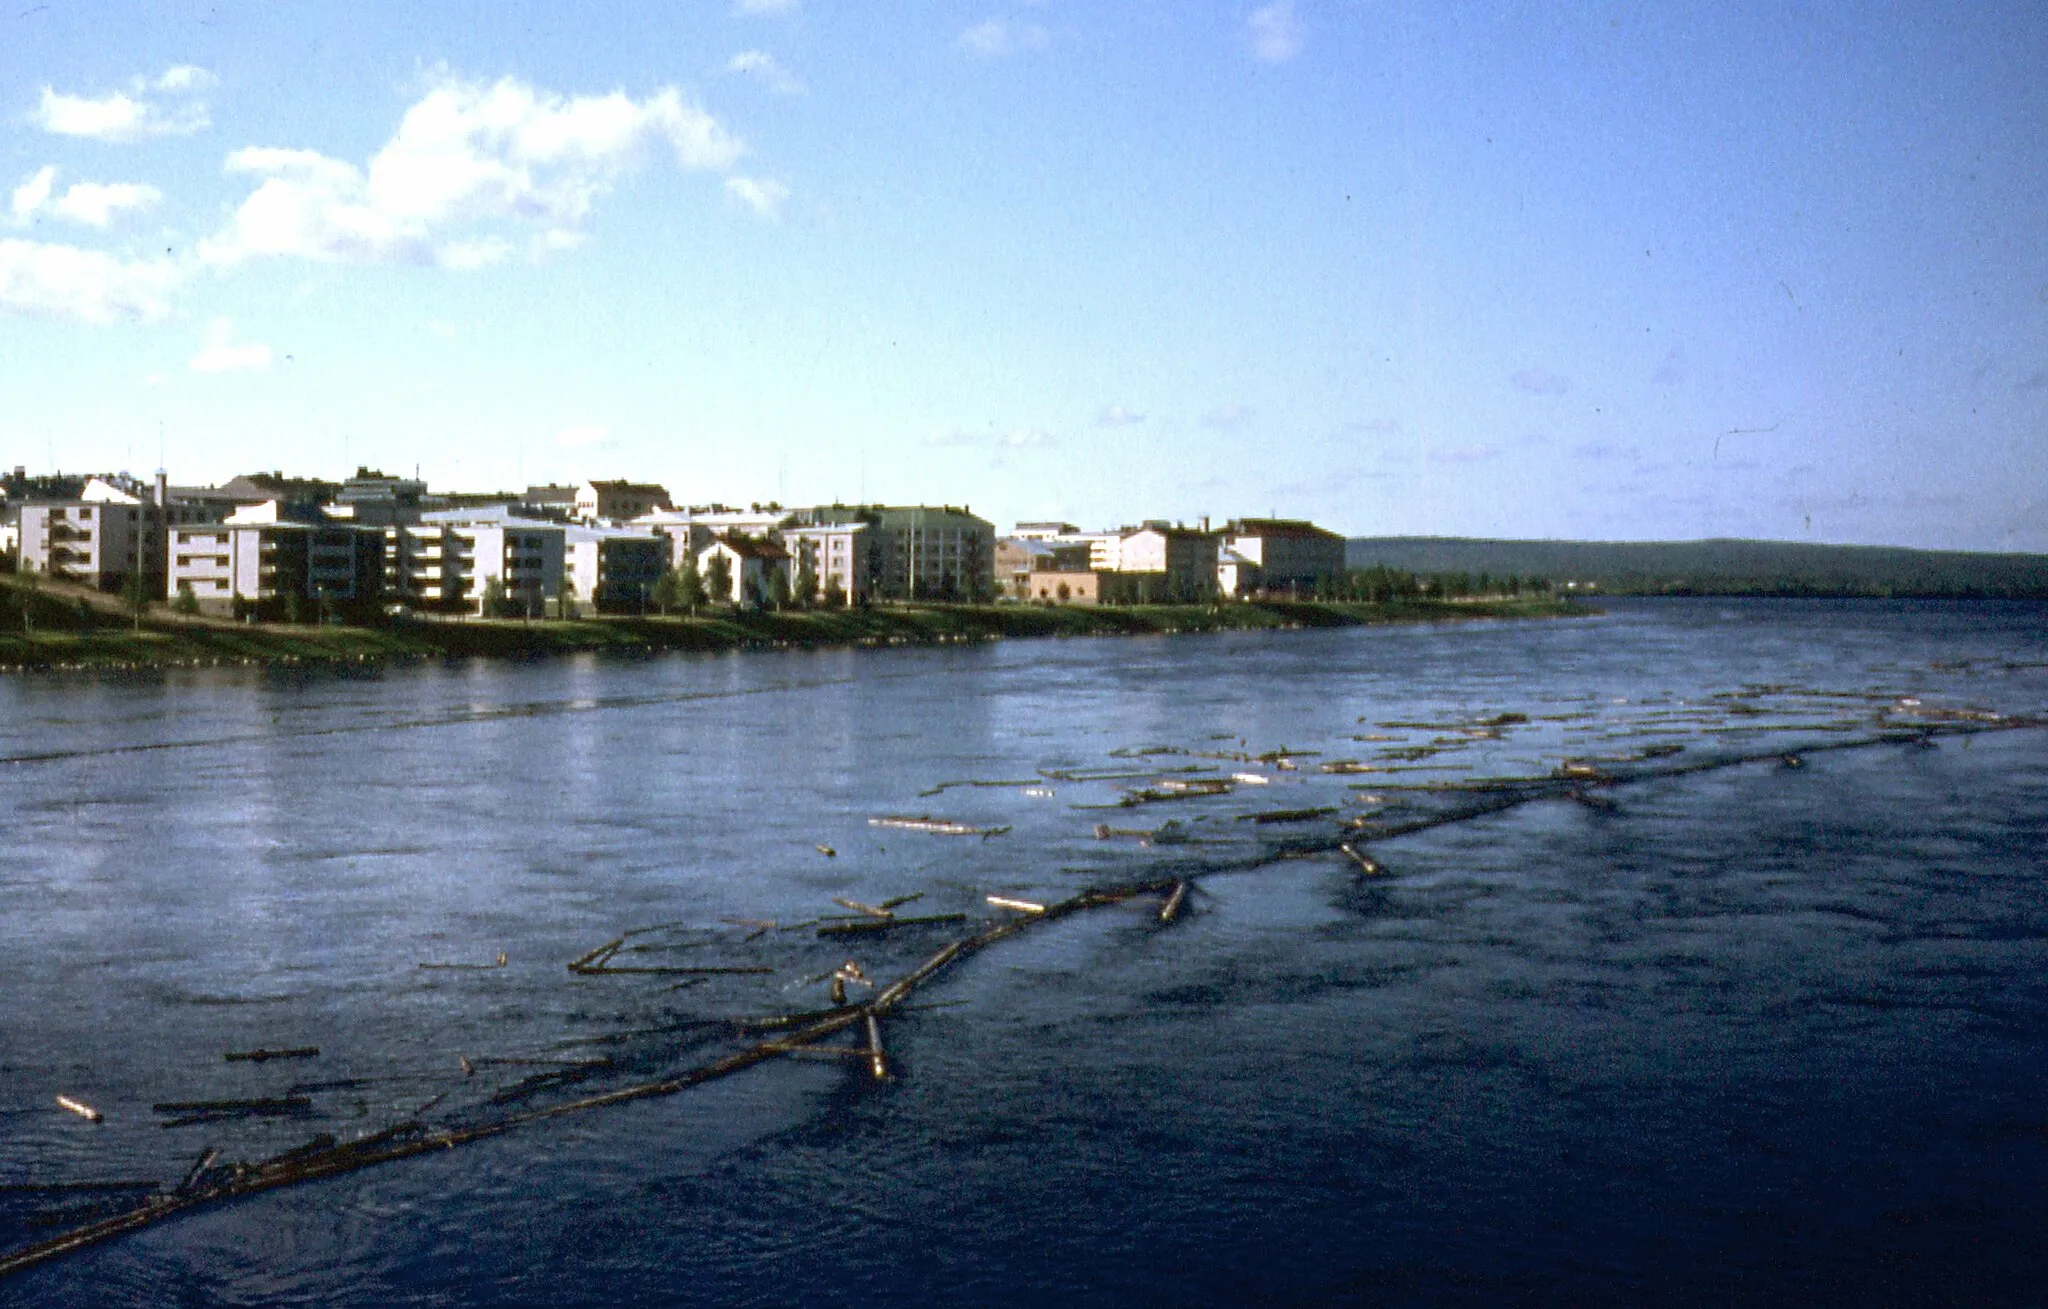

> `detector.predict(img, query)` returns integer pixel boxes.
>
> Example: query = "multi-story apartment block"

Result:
[390,509,566,615]
[796,506,993,600]
[18,476,223,592]
[166,502,385,617]
[778,522,871,603]
[1219,518,1347,596]
[1114,525,1220,602]
[565,526,667,615]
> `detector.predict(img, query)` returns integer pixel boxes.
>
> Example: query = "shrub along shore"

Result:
[0,576,1579,674]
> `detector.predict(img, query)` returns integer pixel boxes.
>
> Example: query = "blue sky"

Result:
[2,1,2044,549]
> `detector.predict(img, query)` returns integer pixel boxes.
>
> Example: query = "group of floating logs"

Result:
[6,709,2041,1282]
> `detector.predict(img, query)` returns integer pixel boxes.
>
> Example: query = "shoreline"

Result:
[0,595,1582,675]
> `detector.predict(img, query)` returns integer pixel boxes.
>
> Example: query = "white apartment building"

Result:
[392,508,567,615]
[17,478,222,592]
[564,525,667,615]
[166,502,385,616]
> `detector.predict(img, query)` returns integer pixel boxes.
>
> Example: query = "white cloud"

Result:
[724,175,789,219]
[33,66,215,141]
[202,74,745,268]
[190,318,272,373]
[1202,403,1255,429]
[9,167,56,222]
[12,167,163,228]
[726,50,804,94]
[0,237,181,322]
[733,0,798,13]
[1002,428,1052,448]
[1098,405,1146,426]
[1247,2,1304,63]
[556,423,612,449]
[960,19,1049,57]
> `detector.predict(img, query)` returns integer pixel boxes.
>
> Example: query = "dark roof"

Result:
[710,531,789,561]
[1227,518,1343,541]
[583,480,670,497]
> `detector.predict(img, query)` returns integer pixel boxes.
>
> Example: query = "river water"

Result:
[2,599,2046,1306]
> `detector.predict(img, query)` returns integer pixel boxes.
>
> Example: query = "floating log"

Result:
[1780,753,1804,769]
[985,896,1046,914]
[223,1047,319,1063]
[1244,806,1339,825]
[833,897,893,919]
[54,1097,102,1124]
[1157,778,1232,796]
[566,939,625,973]
[868,816,1011,837]
[1231,772,1271,785]
[817,913,969,938]
[1338,843,1385,876]
[865,1015,887,1080]
[878,893,924,910]
[816,844,836,857]
[1159,881,1189,923]
[1571,790,1619,812]
[176,1148,220,1195]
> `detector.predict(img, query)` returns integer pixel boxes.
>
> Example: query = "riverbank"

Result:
[0,578,1578,673]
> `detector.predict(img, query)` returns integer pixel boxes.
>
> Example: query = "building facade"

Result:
[565,526,667,615]
[778,522,871,603]
[1115,525,1220,601]
[166,508,385,618]
[1220,518,1347,595]
[576,480,672,523]
[698,533,790,606]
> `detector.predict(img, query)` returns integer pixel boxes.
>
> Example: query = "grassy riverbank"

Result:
[0,574,1579,673]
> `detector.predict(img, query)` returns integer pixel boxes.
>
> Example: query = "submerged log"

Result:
[817,913,969,938]
[1570,789,1619,813]
[153,1096,313,1125]
[223,1047,319,1064]
[1243,806,1339,824]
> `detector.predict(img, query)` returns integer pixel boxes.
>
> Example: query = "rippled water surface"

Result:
[4,599,2047,1305]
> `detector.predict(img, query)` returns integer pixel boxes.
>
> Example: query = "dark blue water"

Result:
[3,599,2046,1305]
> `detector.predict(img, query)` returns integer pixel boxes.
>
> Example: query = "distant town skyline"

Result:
[2,2,2044,550]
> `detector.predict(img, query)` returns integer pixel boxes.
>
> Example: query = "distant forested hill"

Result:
[1345,537,2048,598]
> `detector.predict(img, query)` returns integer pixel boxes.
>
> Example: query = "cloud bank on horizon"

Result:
[0,2,2043,554]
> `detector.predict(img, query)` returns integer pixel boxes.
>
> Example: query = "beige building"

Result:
[1115,525,1220,601]
[576,480,672,523]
